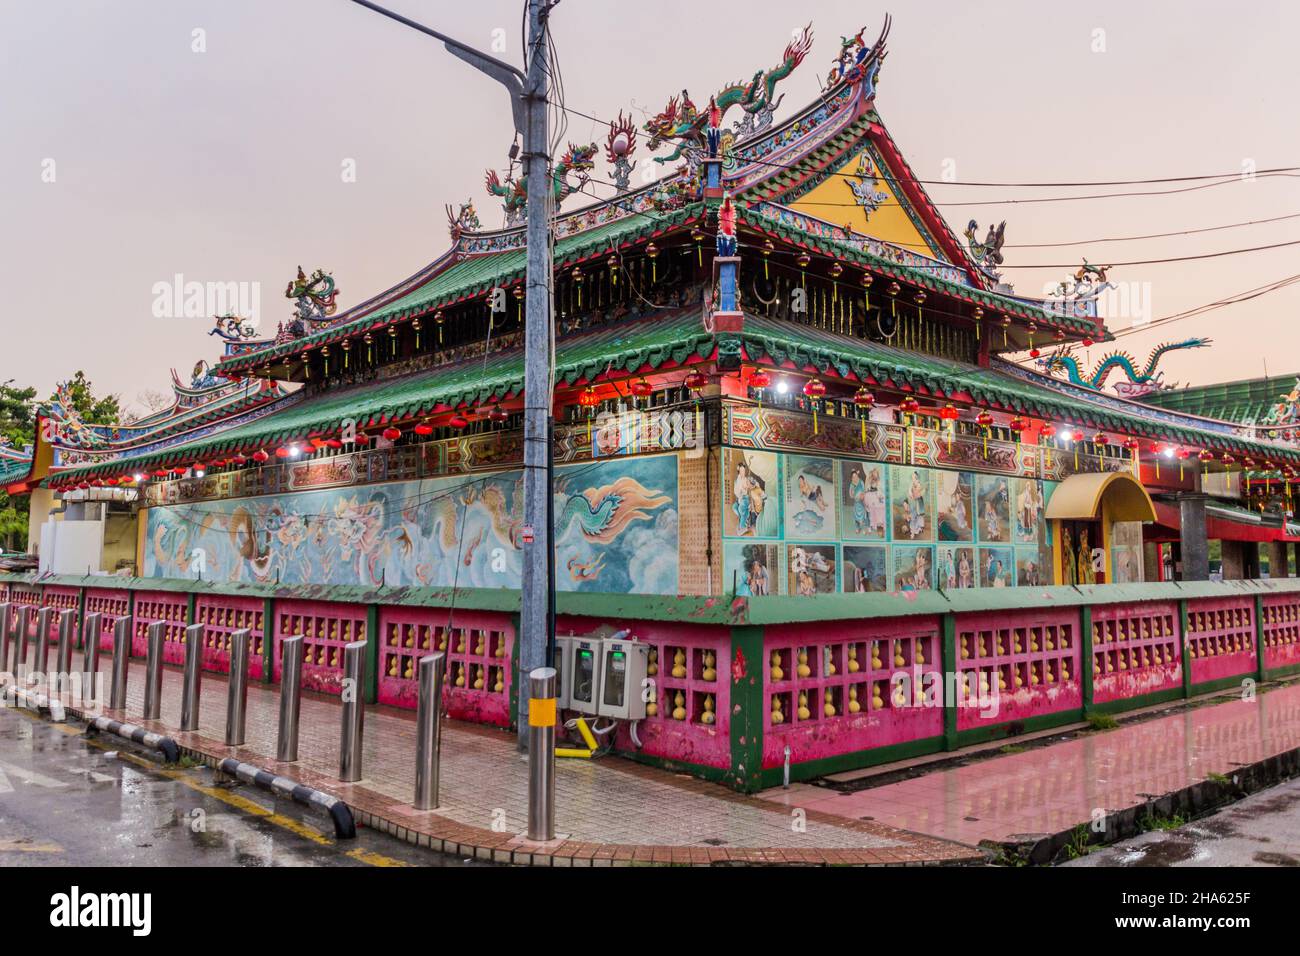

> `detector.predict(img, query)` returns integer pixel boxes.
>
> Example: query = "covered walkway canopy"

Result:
[1044,470,1157,523]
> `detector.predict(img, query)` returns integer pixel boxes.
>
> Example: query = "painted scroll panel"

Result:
[143,454,679,595]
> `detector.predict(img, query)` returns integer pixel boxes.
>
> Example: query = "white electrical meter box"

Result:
[597,637,649,720]
[567,636,603,715]
[553,634,572,710]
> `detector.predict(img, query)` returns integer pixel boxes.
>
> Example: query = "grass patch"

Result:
[1086,712,1119,731]
[999,744,1027,754]
[1206,771,1232,786]
[1138,811,1186,832]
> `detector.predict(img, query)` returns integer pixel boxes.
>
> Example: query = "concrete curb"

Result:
[86,715,181,764]
[217,757,357,840]
[989,742,1300,865]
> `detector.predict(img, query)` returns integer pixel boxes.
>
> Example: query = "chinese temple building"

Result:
[6,20,1300,790]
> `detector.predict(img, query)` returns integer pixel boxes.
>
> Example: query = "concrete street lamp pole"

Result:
[349,0,556,747]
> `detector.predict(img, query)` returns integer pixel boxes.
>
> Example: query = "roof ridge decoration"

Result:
[827,16,890,95]
[643,24,814,169]
[485,141,598,227]
[1036,338,1212,398]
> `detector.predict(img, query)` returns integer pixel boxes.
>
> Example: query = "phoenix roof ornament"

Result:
[605,112,638,193]
[829,15,891,97]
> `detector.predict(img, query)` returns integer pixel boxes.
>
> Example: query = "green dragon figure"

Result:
[485,142,598,226]
[644,24,814,164]
[1037,337,1211,398]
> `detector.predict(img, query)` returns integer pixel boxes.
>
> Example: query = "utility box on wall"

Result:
[567,635,603,715]
[556,628,650,720]
[598,637,648,720]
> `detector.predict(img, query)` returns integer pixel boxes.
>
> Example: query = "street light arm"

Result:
[348,0,527,137]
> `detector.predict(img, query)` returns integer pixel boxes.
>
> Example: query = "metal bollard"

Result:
[81,612,102,706]
[55,610,75,703]
[16,606,34,679]
[180,624,204,732]
[0,603,12,676]
[414,652,445,810]
[142,621,165,720]
[527,667,557,842]
[338,640,367,782]
[225,628,251,747]
[277,635,304,762]
[109,616,131,711]
[35,607,54,679]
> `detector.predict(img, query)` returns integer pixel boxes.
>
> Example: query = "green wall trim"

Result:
[729,625,766,792]
[757,734,946,789]
[1264,661,1300,680]
[1189,674,1253,697]
[941,612,957,750]
[1254,594,1266,685]
[1179,599,1192,699]
[1080,604,1094,713]
[955,708,1084,747]
[261,597,275,682]
[364,604,379,705]
[1088,686,1184,715]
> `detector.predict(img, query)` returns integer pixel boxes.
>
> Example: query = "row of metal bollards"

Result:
[0,601,557,837]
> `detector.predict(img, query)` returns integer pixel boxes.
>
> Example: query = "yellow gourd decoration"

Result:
[872,682,884,709]
[1046,662,1056,683]
[647,647,659,676]
[1030,663,1040,685]
[701,694,716,725]
[796,650,811,678]
[1012,632,1023,653]
[915,641,925,665]
[1014,666,1024,688]
[848,685,861,713]
[894,642,905,667]
[998,670,1007,692]
[769,650,784,681]
[437,629,448,651]
[1060,660,1070,682]
[892,682,907,707]
[474,632,486,655]
[388,657,398,677]
[871,642,883,668]
[960,637,970,660]
[976,636,986,658]
[1029,632,1039,652]
[823,688,836,717]
[995,634,1004,656]
[702,650,717,681]
[797,691,811,720]
[847,645,861,673]
[770,695,784,724]
[494,668,504,692]
[646,692,658,718]
[455,664,465,687]
[404,626,414,648]
[824,648,837,676]
[473,665,485,690]
[404,659,414,679]
[671,649,687,678]
[672,691,687,721]
[456,631,466,653]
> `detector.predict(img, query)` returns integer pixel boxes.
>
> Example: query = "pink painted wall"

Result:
[556,614,732,771]
[1092,600,1182,703]
[1262,594,1300,671]
[273,599,367,696]
[84,588,129,651]
[377,607,514,727]
[1186,598,1256,686]
[130,592,189,662]
[956,608,1082,732]
[763,617,944,769]
[194,595,266,680]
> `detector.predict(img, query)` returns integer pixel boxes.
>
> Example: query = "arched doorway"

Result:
[1044,471,1156,584]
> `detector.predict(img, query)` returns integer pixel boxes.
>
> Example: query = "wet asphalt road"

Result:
[1064,776,1300,867]
[0,706,482,867]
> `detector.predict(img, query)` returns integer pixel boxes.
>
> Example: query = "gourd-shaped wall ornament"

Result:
[796,650,811,678]
[672,690,687,720]
[646,690,659,718]
[847,645,861,673]
[770,694,784,724]
[824,647,837,677]
[473,665,485,690]
[797,691,811,720]
[647,647,659,676]
[455,663,466,687]
[770,650,784,681]
[701,694,716,725]
[848,684,861,713]
[872,681,885,710]
[702,650,717,682]
[671,649,687,678]
[915,640,925,665]
[823,688,836,718]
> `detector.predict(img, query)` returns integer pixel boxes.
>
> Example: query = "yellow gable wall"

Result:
[787,148,943,259]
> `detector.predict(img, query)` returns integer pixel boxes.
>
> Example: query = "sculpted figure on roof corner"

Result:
[484,142,597,226]
[284,266,339,338]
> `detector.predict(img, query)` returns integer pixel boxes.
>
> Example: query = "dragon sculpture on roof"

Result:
[445,199,481,242]
[644,24,814,165]
[485,142,598,226]
[1036,337,1212,398]
[284,266,339,337]
[1262,379,1300,434]
[828,16,891,98]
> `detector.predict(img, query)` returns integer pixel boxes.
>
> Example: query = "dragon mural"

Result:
[284,266,339,339]
[1037,337,1212,398]
[485,142,598,226]
[828,16,890,97]
[644,24,814,165]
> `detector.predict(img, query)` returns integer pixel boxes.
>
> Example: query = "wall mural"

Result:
[723,447,1055,595]
[144,454,680,595]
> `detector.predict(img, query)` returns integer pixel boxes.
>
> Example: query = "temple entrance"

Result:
[1045,471,1156,586]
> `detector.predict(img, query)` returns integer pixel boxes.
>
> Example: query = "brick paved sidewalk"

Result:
[51,659,977,866]
[762,680,1300,848]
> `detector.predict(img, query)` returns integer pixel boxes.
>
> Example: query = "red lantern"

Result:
[630,377,654,398]
[579,386,601,410]
[1008,416,1027,434]
[153,468,169,477]
[684,371,709,393]
[449,413,470,429]
[898,396,921,416]
[1040,423,1057,441]
[325,439,342,449]
[274,447,291,459]
[382,426,402,442]
[1093,432,1109,446]
[488,405,509,423]
[855,388,877,445]
[413,421,434,436]
[976,410,994,429]
[251,449,269,464]
[747,370,771,391]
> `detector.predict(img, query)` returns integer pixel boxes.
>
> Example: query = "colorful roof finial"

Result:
[605,111,638,193]
[716,192,737,257]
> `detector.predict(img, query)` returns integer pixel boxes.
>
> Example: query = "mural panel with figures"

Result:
[144,454,680,595]
[723,445,1058,595]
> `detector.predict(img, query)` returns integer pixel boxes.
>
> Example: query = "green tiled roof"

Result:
[49,309,714,485]
[1138,373,1298,424]
[0,459,32,489]
[738,316,1300,462]
[213,206,701,376]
